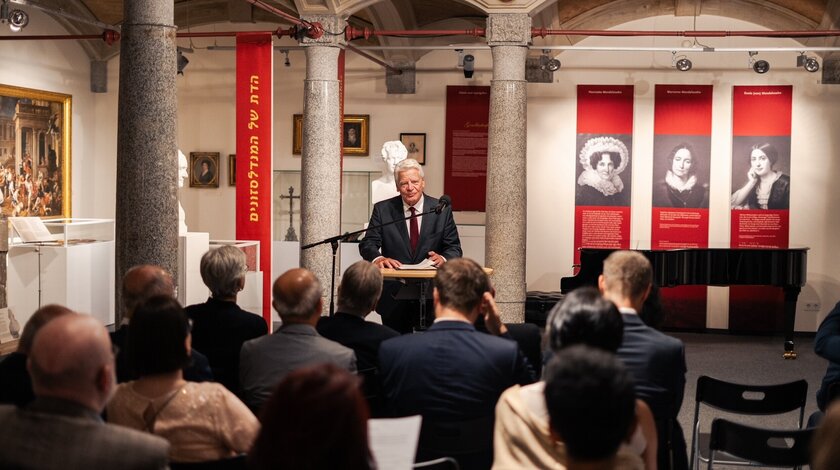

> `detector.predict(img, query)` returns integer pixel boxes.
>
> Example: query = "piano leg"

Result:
[783,286,801,359]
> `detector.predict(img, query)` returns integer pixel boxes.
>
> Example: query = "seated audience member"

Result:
[493,287,657,470]
[814,300,840,413]
[107,296,259,463]
[317,260,399,372]
[0,304,73,407]
[601,251,687,470]
[249,363,373,470]
[186,245,267,394]
[0,313,169,469]
[379,258,535,470]
[239,268,356,412]
[812,401,840,470]
[544,345,641,470]
[114,264,213,383]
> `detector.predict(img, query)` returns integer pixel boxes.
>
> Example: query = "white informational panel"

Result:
[178,232,210,307]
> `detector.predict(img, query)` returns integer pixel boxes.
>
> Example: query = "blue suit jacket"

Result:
[359,194,462,264]
[379,321,534,420]
[617,312,688,470]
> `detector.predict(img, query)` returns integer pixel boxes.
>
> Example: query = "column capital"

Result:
[300,15,346,47]
[486,13,531,46]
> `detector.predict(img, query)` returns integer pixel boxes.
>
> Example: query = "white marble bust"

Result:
[178,149,189,235]
[371,141,408,204]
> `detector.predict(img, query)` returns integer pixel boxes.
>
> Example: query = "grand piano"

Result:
[560,247,809,358]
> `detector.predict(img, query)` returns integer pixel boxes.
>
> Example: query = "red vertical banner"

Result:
[444,86,489,211]
[236,33,273,325]
[729,86,793,332]
[652,85,713,329]
[573,85,634,267]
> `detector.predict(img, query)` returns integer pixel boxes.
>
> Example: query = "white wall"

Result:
[4,12,839,331]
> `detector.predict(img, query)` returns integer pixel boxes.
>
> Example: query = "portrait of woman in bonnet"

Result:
[575,136,630,207]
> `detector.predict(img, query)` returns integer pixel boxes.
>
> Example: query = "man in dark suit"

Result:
[379,258,535,469]
[600,250,688,470]
[113,265,213,383]
[359,158,462,332]
[186,245,268,394]
[317,260,399,372]
[0,313,169,469]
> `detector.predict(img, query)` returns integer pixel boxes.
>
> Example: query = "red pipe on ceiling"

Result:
[531,28,840,38]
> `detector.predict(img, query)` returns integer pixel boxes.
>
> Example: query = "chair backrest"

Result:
[169,454,247,470]
[695,376,808,423]
[413,456,460,470]
[707,419,813,468]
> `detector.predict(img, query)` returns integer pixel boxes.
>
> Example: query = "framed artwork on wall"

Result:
[292,114,370,156]
[400,133,426,165]
[0,84,72,218]
[228,154,236,186]
[189,152,220,188]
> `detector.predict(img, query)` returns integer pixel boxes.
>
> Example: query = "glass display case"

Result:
[9,218,114,246]
[273,170,378,240]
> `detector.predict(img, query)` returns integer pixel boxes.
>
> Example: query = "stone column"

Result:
[299,16,345,307]
[115,1,178,323]
[485,14,531,323]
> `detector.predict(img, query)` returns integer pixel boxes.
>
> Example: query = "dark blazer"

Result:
[0,397,169,469]
[316,312,399,372]
[379,321,535,469]
[0,352,34,407]
[185,297,268,393]
[617,312,688,470]
[111,326,214,384]
[359,194,462,264]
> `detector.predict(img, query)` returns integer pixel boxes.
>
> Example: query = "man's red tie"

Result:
[409,206,419,254]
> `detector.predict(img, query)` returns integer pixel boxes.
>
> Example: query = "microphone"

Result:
[434,195,452,214]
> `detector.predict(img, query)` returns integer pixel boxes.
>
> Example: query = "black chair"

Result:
[358,367,387,418]
[169,454,247,470]
[706,419,813,469]
[689,376,808,470]
[417,416,493,470]
[413,457,460,469]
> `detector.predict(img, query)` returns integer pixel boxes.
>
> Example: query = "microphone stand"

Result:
[301,203,446,316]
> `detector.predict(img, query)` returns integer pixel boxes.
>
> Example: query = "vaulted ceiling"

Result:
[13,0,840,61]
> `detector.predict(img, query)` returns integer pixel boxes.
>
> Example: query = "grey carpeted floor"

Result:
[672,332,825,468]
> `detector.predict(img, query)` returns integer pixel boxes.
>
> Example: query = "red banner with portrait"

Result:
[444,86,489,211]
[729,86,792,332]
[235,33,273,325]
[573,85,634,268]
[651,85,713,329]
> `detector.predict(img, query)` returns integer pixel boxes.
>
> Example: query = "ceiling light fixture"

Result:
[540,49,561,72]
[749,51,769,74]
[282,49,291,67]
[797,53,820,73]
[672,52,692,71]
[177,49,189,75]
[0,1,27,32]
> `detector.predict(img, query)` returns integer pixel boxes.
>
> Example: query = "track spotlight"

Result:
[671,52,692,71]
[463,54,475,79]
[282,49,290,67]
[797,53,819,73]
[177,50,189,75]
[753,59,769,74]
[748,51,769,74]
[540,50,561,72]
[0,1,27,32]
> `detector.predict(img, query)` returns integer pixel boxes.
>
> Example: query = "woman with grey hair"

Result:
[185,245,268,394]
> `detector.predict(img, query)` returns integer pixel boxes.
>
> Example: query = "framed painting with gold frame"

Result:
[0,84,72,218]
[228,154,236,186]
[189,152,220,188]
[292,114,370,156]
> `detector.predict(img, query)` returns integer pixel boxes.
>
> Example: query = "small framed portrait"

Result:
[189,152,219,188]
[228,154,236,186]
[343,115,369,156]
[400,133,426,165]
[292,114,370,156]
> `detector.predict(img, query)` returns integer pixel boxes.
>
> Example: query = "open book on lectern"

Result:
[9,217,53,243]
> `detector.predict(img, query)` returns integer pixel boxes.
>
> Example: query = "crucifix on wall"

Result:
[279,186,300,241]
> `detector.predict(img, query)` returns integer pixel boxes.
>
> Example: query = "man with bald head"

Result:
[239,268,356,411]
[112,264,213,383]
[0,313,169,469]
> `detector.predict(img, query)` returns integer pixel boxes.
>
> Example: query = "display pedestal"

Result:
[7,218,115,330]
[178,232,210,307]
